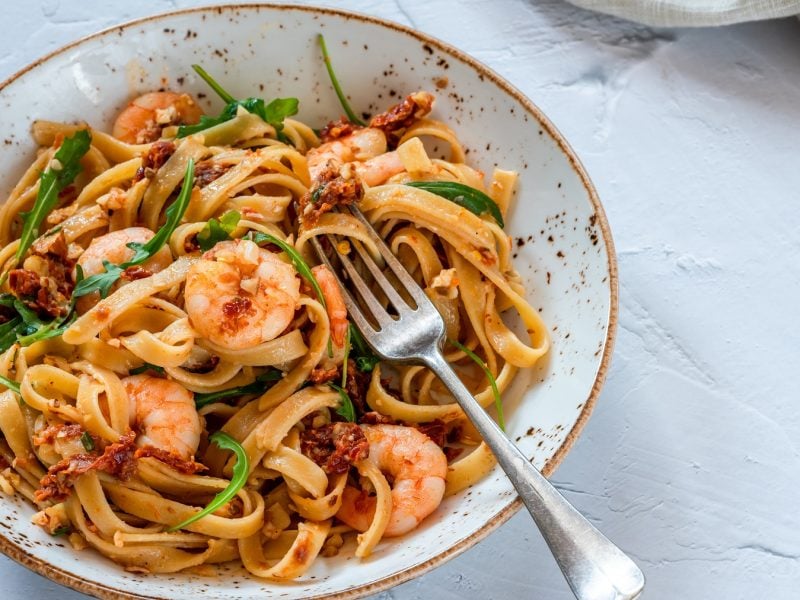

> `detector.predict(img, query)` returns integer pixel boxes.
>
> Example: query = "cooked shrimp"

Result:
[184,239,301,350]
[312,264,348,347]
[336,425,447,537]
[112,91,204,144]
[307,126,407,188]
[307,127,387,179]
[76,227,172,279]
[351,152,406,187]
[74,227,172,311]
[307,91,435,187]
[122,374,201,460]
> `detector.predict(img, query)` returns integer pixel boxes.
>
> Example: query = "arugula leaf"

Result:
[191,64,236,104]
[197,211,241,252]
[0,317,22,353]
[11,298,45,332]
[448,338,505,431]
[176,103,239,138]
[15,311,76,346]
[405,181,505,228]
[349,323,380,373]
[194,370,282,409]
[51,525,72,537]
[331,383,356,422]
[167,432,248,531]
[310,184,326,204]
[0,295,75,351]
[80,431,95,451]
[129,363,166,376]
[355,356,380,372]
[126,161,196,263]
[177,66,299,141]
[318,34,365,126]
[13,130,91,267]
[72,159,195,299]
[262,97,299,137]
[71,261,124,300]
[0,374,20,395]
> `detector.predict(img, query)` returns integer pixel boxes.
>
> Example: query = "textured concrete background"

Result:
[1,1,799,598]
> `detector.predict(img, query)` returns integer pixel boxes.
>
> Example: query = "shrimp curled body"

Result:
[74,227,172,311]
[306,91,435,187]
[184,239,301,350]
[112,91,204,145]
[77,227,172,279]
[122,374,201,460]
[336,424,447,537]
[306,127,404,187]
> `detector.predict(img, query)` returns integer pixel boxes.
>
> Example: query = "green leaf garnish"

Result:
[262,97,300,137]
[448,338,504,431]
[192,64,236,104]
[80,431,95,451]
[71,261,124,300]
[318,34,365,127]
[406,181,505,228]
[0,297,25,352]
[331,383,356,422]
[349,323,379,372]
[167,432,248,531]
[12,130,91,269]
[355,356,380,372]
[129,363,166,376]
[0,374,20,395]
[310,184,326,204]
[178,66,299,141]
[51,525,72,537]
[194,370,282,409]
[0,317,22,354]
[72,159,195,299]
[0,294,76,351]
[197,211,241,252]
[176,106,239,138]
[15,311,76,346]
[125,162,196,264]
[10,298,46,334]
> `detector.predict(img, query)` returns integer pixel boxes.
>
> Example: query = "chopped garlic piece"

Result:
[430,268,459,299]
[154,105,178,125]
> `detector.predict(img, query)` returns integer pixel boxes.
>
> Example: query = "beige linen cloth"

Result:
[567,1,800,26]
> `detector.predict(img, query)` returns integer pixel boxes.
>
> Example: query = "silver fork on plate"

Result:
[309,205,645,600]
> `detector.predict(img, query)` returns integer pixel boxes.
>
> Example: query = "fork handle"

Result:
[424,353,645,600]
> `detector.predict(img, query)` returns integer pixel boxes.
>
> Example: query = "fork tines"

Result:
[308,206,429,334]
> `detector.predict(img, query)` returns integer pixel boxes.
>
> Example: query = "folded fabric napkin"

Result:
[567,0,800,26]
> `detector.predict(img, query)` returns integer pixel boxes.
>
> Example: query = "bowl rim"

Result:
[0,3,619,599]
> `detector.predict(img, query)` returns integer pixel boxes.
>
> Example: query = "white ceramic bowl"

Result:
[0,5,617,599]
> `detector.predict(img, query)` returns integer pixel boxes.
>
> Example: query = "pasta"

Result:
[0,48,549,579]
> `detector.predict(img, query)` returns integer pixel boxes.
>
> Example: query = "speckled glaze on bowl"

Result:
[0,4,617,599]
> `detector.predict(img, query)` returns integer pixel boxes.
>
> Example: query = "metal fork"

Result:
[309,206,645,600]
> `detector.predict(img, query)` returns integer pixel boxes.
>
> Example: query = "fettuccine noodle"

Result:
[0,56,548,580]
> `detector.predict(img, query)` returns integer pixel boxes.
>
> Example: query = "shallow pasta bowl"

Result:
[0,4,617,599]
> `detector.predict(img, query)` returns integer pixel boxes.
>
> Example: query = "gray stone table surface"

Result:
[1,0,798,598]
